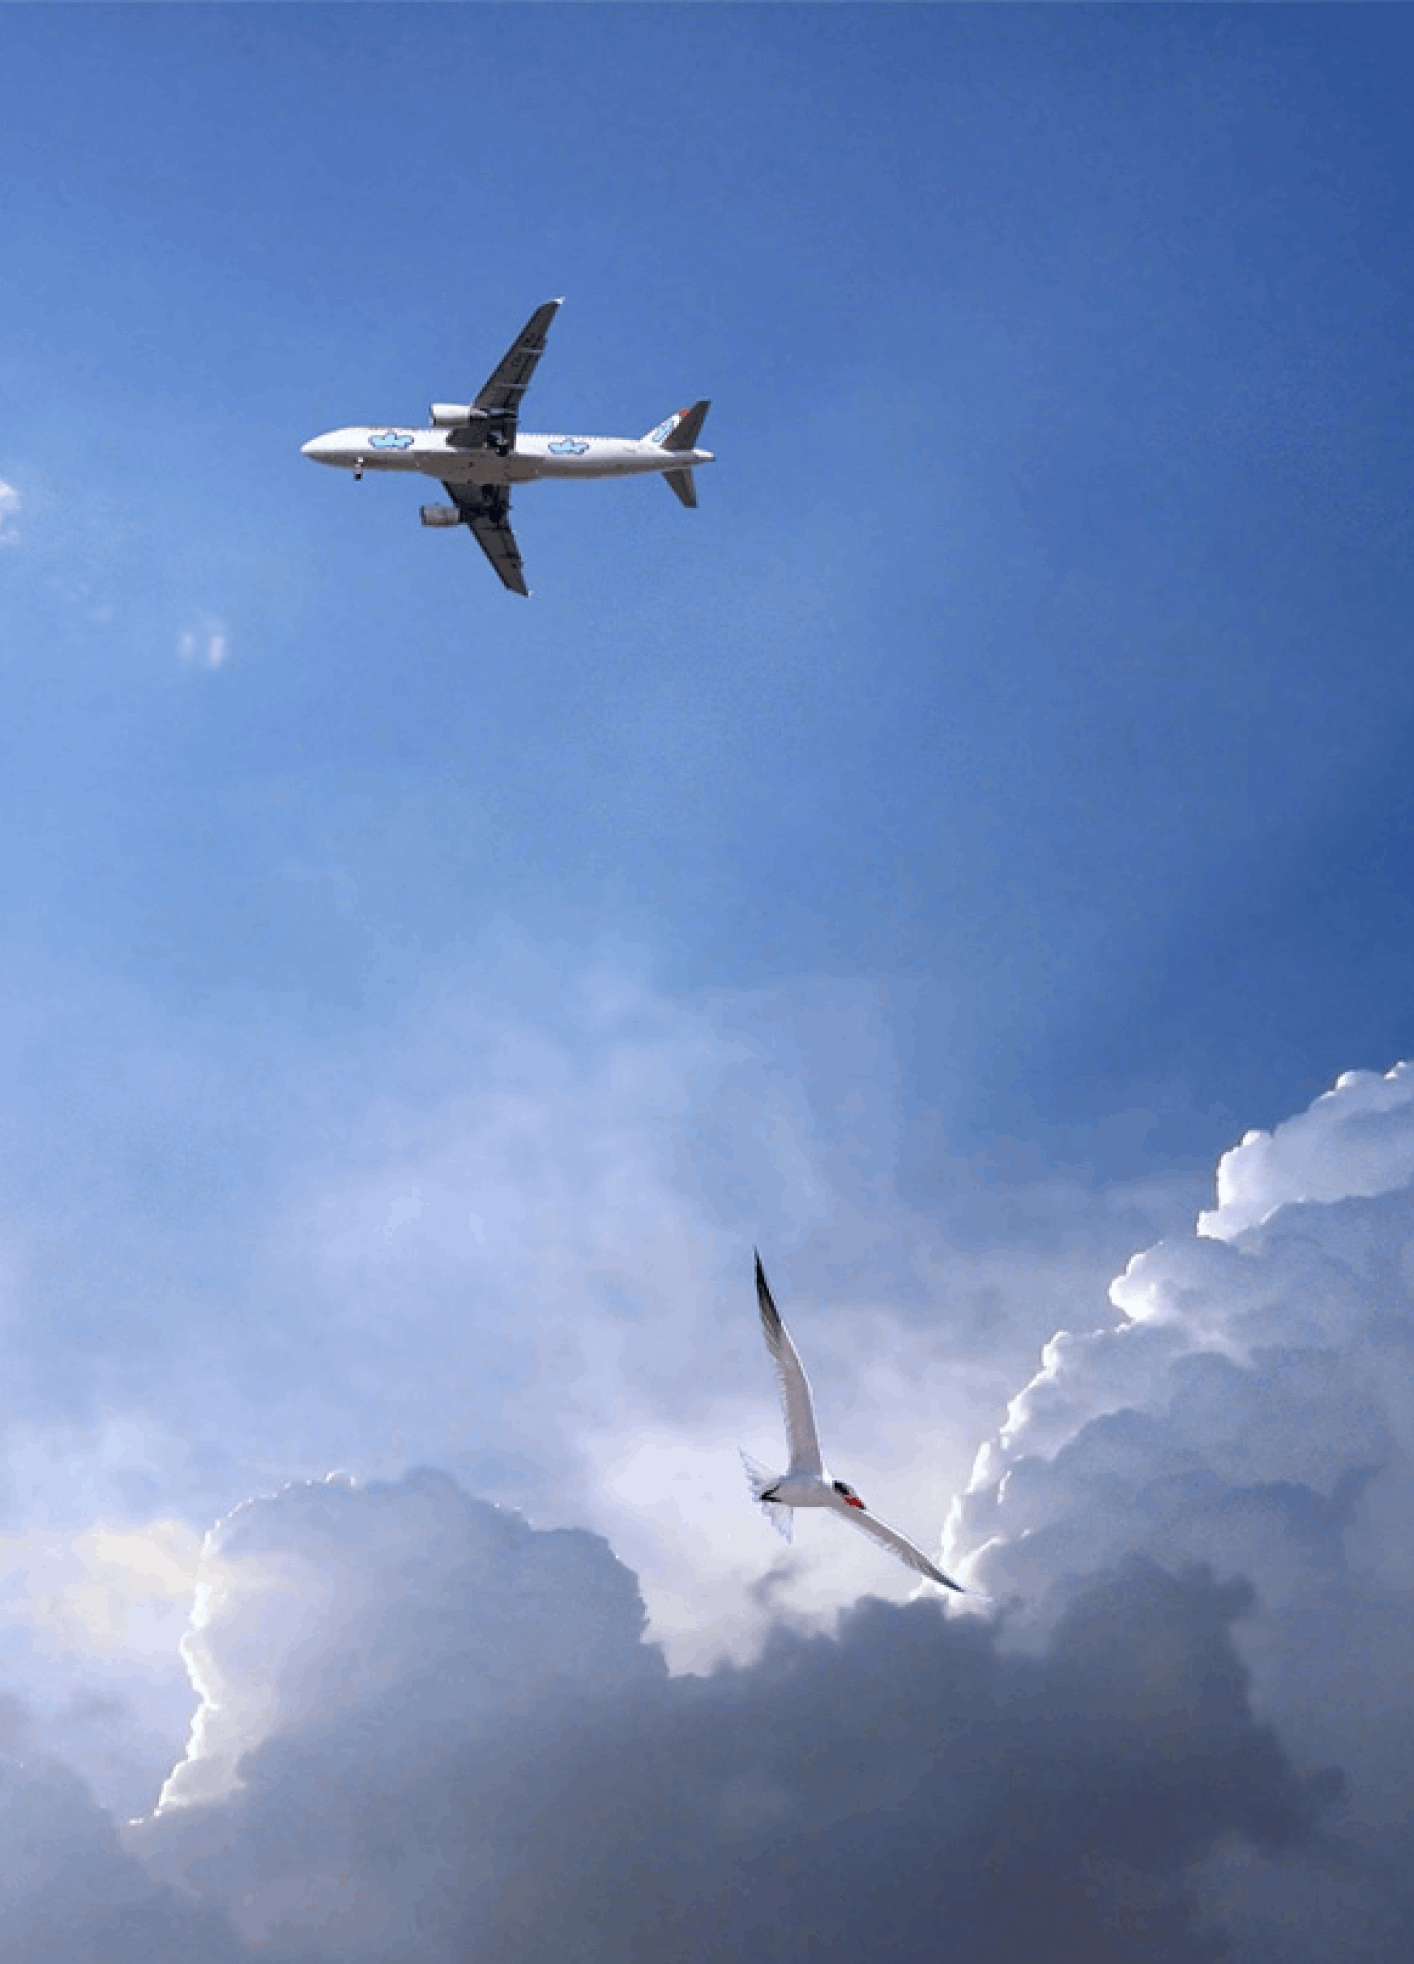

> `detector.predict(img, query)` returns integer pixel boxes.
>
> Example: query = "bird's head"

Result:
[832,1480,866,1510]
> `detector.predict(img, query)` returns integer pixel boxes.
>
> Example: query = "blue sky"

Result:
[5,5,1411,1166]
[3,9,1414,1958]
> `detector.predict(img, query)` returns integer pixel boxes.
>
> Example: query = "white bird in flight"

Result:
[742,1253,971,1593]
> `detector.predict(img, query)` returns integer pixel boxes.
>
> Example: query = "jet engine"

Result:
[428,403,484,427]
[420,504,462,528]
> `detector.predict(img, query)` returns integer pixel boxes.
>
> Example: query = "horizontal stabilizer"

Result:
[664,468,697,509]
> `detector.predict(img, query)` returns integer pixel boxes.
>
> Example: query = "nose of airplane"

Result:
[300,434,338,463]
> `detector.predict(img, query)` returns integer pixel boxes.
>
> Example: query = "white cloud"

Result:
[177,618,229,668]
[950,1060,1414,1833]
[157,1468,657,1814]
[1199,1061,1414,1240]
[0,478,19,545]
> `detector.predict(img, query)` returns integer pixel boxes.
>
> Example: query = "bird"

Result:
[741,1252,971,1593]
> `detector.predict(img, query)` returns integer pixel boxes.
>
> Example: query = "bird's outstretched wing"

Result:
[829,1496,969,1593]
[754,1253,823,1476]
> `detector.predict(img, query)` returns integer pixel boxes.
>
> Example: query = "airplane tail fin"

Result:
[663,468,697,509]
[644,399,711,452]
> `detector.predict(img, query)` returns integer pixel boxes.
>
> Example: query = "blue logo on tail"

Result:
[369,429,414,450]
[548,436,590,456]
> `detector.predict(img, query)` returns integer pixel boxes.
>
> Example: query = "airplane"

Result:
[300,299,712,596]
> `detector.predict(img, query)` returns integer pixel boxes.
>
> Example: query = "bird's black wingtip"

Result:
[753,1251,780,1324]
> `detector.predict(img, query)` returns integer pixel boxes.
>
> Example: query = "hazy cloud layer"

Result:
[0,1494,202,1815]
[0,478,18,545]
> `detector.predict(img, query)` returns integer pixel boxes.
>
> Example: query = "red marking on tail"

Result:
[846,1496,865,1509]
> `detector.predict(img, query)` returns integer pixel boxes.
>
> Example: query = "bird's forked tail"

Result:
[740,1449,793,1543]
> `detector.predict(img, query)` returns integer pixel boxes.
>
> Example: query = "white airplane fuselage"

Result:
[300,427,714,486]
[300,299,710,593]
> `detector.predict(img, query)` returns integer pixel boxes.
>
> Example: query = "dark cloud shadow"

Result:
[128,1473,1341,1963]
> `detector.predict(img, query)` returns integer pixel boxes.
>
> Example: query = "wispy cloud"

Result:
[177,618,229,669]
[0,478,19,546]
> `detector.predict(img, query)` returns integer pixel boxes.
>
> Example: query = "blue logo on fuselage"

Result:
[369,429,414,450]
[548,436,590,456]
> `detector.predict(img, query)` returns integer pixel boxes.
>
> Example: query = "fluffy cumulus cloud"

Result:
[0,477,19,545]
[158,1468,661,1812]
[117,1470,1327,1964]
[950,1062,1414,1953]
[1198,1061,1414,1239]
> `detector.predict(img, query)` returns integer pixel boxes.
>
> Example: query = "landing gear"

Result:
[353,458,365,481]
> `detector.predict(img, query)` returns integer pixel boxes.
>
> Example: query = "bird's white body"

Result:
[744,1255,970,1593]
[761,1468,844,1509]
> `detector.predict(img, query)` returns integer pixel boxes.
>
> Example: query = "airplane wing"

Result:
[755,1254,824,1477]
[474,298,563,436]
[443,482,530,597]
